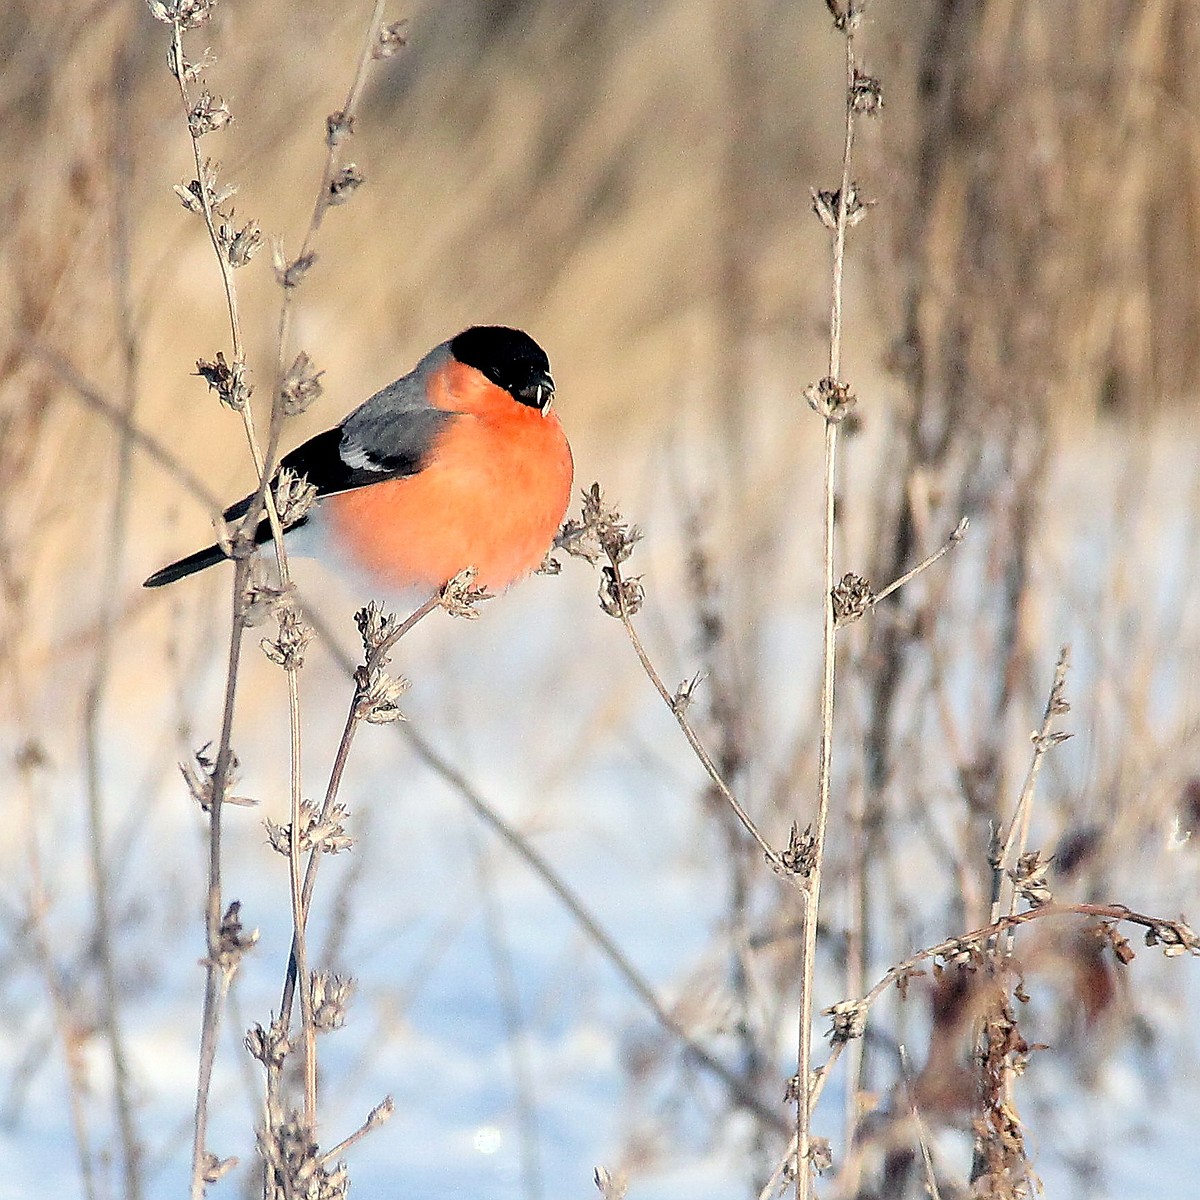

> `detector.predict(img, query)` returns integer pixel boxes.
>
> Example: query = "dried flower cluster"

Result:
[266,800,354,857]
[560,484,644,618]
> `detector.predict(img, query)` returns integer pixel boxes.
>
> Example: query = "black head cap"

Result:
[450,326,554,411]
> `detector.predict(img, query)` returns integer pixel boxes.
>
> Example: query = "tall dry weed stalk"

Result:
[144,1,410,1194]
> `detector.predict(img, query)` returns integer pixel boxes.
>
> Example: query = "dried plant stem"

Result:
[971,647,1070,1182]
[286,665,315,1131]
[604,555,789,876]
[899,1044,943,1200]
[870,518,969,610]
[841,770,867,1166]
[991,647,1071,936]
[863,902,1195,1009]
[303,0,386,248]
[167,19,291,1194]
[796,13,858,1200]
[279,594,442,1026]
[763,900,1198,1198]
[192,557,252,1200]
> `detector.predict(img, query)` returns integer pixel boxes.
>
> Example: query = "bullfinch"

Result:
[144,326,573,595]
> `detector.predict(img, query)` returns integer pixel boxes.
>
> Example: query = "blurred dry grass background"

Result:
[2,1,1200,1198]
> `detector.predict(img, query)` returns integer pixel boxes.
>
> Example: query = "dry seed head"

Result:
[266,800,353,857]
[850,69,883,115]
[200,1152,238,1184]
[354,601,398,654]
[177,158,237,214]
[832,571,874,625]
[280,351,324,416]
[825,999,868,1044]
[169,44,215,83]
[274,468,317,528]
[1097,921,1136,965]
[270,237,317,289]
[781,821,819,878]
[559,483,642,566]
[328,164,365,206]
[211,900,259,973]
[805,376,858,423]
[173,180,205,215]
[146,0,215,30]
[187,90,232,137]
[245,1017,292,1067]
[366,1096,395,1129]
[1008,850,1054,908]
[239,566,289,628]
[355,664,409,724]
[260,605,313,670]
[311,972,354,1032]
[598,565,644,618]
[783,1066,822,1104]
[195,350,252,409]
[219,216,262,268]
[811,182,870,231]
[375,21,408,58]
[440,567,492,618]
[809,1138,833,1174]
[180,744,255,811]
[671,671,705,715]
[326,110,355,147]
[1144,916,1200,957]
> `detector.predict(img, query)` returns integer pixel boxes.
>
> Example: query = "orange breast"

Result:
[322,377,573,594]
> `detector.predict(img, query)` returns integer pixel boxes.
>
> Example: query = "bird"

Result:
[144,326,574,596]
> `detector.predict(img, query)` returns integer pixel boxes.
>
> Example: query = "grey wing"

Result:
[339,348,455,478]
[222,351,455,528]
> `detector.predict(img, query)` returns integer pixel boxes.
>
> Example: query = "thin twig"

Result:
[899,1044,942,1200]
[803,899,1199,1136]
[605,553,791,877]
[318,1097,394,1167]
[991,646,1071,937]
[870,517,969,609]
[279,593,442,1026]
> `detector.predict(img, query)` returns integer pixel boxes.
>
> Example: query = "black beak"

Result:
[517,372,555,412]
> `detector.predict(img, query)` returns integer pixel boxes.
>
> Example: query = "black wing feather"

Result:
[144,387,452,587]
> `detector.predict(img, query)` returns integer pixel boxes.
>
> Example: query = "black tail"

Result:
[143,543,229,588]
